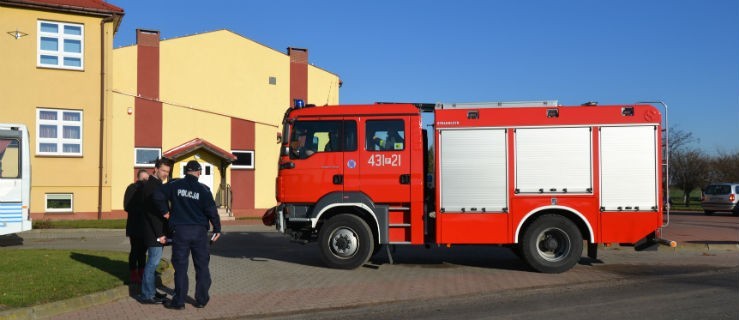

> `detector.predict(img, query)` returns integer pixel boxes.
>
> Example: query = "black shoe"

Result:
[194,302,207,308]
[164,302,185,310]
[138,296,165,304]
[154,292,167,299]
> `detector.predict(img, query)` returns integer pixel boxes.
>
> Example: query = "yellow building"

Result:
[110,30,340,218]
[0,0,123,219]
[1,1,340,220]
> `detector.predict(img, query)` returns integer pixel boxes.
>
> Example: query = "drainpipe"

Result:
[98,16,114,220]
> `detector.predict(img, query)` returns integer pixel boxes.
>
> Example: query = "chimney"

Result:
[134,29,162,148]
[136,29,160,99]
[288,47,308,105]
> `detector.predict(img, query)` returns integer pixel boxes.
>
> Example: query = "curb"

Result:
[0,259,173,320]
[671,242,739,252]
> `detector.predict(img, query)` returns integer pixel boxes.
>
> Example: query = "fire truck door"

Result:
[353,117,411,203]
[280,119,344,202]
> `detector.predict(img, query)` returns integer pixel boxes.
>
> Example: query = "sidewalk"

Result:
[661,210,739,248]
[0,212,736,319]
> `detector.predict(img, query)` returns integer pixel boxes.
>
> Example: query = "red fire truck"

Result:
[266,100,671,273]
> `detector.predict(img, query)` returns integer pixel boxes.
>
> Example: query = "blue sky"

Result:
[112,0,738,153]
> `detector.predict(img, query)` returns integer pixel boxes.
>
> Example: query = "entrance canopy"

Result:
[163,138,237,163]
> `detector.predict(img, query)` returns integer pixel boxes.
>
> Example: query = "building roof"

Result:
[0,0,123,13]
[163,138,237,163]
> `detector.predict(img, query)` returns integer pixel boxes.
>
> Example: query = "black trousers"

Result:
[128,236,147,271]
[171,225,212,306]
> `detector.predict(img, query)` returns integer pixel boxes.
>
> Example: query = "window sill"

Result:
[36,65,85,72]
[35,154,83,158]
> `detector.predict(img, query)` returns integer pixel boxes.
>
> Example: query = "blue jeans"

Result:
[139,246,163,299]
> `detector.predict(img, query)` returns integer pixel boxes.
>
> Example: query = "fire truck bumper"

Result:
[262,205,288,234]
[274,205,286,234]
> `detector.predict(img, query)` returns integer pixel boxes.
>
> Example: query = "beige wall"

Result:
[160,30,290,127]
[109,30,340,212]
[308,65,341,106]
[0,5,116,215]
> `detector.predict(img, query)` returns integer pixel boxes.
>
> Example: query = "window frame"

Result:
[365,119,406,151]
[37,20,85,70]
[36,108,83,156]
[231,150,255,169]
[45,193,73,213]
[0,139,21,179]
[288,120,356,159]
[134,147,161,168]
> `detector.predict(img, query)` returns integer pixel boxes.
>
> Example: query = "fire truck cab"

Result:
[270,101,666,273]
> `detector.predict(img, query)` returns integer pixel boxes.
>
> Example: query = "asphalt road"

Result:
[260,267,739,320]
[3,210,737,319]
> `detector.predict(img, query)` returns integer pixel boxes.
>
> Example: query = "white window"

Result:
[38,20,84,70]
[134,148,161,167]
[45,193,73,213]
[232,150,254,169]
[36,108,83,156]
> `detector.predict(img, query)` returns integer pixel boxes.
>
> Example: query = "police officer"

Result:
[155,160,221,310]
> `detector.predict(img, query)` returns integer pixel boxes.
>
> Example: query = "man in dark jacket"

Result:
[155,160,221,310]
[124,169,149,285]
[135,158,171,304]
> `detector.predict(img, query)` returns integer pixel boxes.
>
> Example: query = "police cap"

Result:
[184,160,202,172]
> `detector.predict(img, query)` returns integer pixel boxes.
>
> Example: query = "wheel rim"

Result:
[535,227,571,263]
[329,227,359,259]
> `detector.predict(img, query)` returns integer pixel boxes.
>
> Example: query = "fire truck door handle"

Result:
[333,174,344,185]
[400,174,411,184]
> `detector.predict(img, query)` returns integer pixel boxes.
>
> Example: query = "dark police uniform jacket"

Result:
[154,174,221,234]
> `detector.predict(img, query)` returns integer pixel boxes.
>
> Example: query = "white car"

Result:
[701,183,739,216]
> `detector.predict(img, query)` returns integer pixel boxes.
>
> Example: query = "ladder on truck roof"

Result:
[377,100,559,112]
[436,100,559,109]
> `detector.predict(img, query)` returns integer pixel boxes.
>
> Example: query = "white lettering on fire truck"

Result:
[367,154,401,167]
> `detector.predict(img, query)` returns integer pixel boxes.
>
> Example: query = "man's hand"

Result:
[163,212,170,219]
[157,236,167,244]
[210,232,221,243]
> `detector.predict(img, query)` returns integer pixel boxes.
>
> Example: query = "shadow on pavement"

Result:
[209,230,559,272]
[0,234,23,247]
[210,231,325,267]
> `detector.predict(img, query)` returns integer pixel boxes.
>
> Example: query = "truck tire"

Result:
[318,214,374,269]
[520,214,583,273]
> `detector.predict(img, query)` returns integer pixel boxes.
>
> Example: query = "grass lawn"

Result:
[668,187,704,211]
[0,249,128,310]
[33,219,126,229]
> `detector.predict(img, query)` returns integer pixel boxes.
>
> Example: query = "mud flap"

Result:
[634,231,659,251]
[262,207,277,226]
[587,242,599,259]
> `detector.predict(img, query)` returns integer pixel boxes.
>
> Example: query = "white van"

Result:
[0,124,32,235]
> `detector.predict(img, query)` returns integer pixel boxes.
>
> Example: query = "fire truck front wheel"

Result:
[318,214,375,269]
[520,214,583,273]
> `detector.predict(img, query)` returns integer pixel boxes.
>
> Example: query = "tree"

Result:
[708,150,739,182]
[665,127,697,160]
[670,148,710,206]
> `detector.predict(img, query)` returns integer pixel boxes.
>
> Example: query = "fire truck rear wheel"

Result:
[520,214,583,273]
[318,214,375,269]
